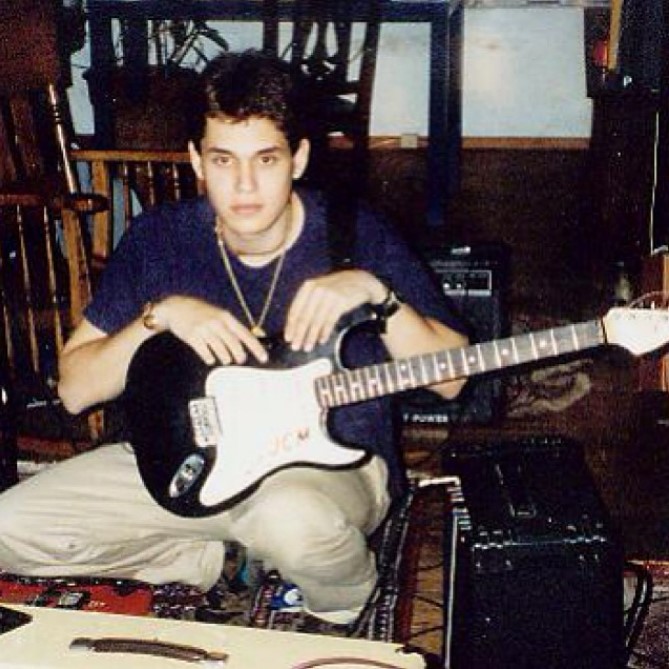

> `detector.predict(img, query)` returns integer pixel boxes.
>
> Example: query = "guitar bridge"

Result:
[188,397,222,447]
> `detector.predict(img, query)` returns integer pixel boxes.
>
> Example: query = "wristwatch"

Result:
[372,279,404,332]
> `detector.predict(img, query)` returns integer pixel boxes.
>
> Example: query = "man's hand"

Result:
[284,269,385,352]
[153,296,268,365]
[58,295,268,415]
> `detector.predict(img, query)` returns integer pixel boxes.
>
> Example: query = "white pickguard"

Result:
[197,357,367,509]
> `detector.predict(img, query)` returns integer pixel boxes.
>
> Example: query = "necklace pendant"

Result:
[251,325,266,338]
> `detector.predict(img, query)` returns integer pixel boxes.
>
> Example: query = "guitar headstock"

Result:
[603,292,669,356]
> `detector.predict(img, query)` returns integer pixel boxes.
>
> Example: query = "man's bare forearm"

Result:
[382,304,469,400]
[58,317,153,415]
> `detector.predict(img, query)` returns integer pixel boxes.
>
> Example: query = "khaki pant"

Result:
[0,443,390,617]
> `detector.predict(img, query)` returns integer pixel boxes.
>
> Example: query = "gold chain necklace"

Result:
[217,236,287,338]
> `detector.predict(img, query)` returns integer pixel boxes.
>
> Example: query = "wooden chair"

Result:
[0,201,94,465]
[0,0,102,313]
[72,149,197,274]
[264,0,382,195]
[0,2,77,197]
[0,0,106,485]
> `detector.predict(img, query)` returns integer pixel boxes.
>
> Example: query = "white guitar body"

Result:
[198,359,367,508]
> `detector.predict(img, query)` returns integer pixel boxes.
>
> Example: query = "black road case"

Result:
[442,435,624,669]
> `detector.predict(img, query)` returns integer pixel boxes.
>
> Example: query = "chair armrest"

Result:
[0,180,109,215]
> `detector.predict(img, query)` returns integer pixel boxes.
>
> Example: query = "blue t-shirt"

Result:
[86,189,465,498]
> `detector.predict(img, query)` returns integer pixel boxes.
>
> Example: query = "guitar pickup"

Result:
[188,398,222,447]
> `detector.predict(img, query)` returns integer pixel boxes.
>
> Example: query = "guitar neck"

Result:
[316,319,605,409]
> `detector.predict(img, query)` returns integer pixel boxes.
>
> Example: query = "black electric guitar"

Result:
[125,303,669,517]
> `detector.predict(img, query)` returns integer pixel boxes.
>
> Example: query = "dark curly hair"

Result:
[187,50,309,153]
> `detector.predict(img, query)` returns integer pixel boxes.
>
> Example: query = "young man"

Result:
[0,51,467,624]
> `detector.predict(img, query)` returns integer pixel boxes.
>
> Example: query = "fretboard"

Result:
[314,319,605,409]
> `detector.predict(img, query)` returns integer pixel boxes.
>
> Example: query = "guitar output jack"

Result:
[168,454,205,498]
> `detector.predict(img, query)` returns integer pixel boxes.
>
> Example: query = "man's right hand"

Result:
[58,295,267,415]
[149,295,268,366]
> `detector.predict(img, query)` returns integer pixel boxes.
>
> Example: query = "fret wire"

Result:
[475,343,485,373]
[532,330,548,359]
[435,351,447,382]
[332,377,349,405]
[449,349,463,379]
[528,332,539,360]
[364,366,382,397]
[381,362,395,395]
[386,361,398,393]
[549,328,559,354]
[492,341,502,368]
[510,335,520,365]
[409,358,423,388]
[325,376,338,407]
[316,377,333,408]
[408,358,419,387]
[553,331,567,353]
[390,360,402,393]
[570,323,580,349]
[350,368,367,402]
[443,350,455,381]
[344,375,354,402]
[460,347,470,376]
[418,353,430,386]
[405,358,414,384]
[432,351,443,384]
[354,368,367,401]
[418,354,431,384]
[512,334,524,360]
[396,360,414,391]
[392,360,405,391]
[391,360,408,392]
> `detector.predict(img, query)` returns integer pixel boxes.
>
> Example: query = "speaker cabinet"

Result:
[399,244,509,425]
[443,436,624,669]
[617,0,665,94]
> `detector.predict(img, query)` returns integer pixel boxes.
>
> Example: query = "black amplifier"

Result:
[399,243,509,425]
[442,435,624,669]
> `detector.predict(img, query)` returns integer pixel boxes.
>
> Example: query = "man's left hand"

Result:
[284,269,385,352]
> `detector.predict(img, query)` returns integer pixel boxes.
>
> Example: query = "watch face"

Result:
[372,289,402,330]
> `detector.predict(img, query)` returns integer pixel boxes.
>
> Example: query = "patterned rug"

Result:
[628,561,669,669]
[153,481,424,642]
[506,313,593,419]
